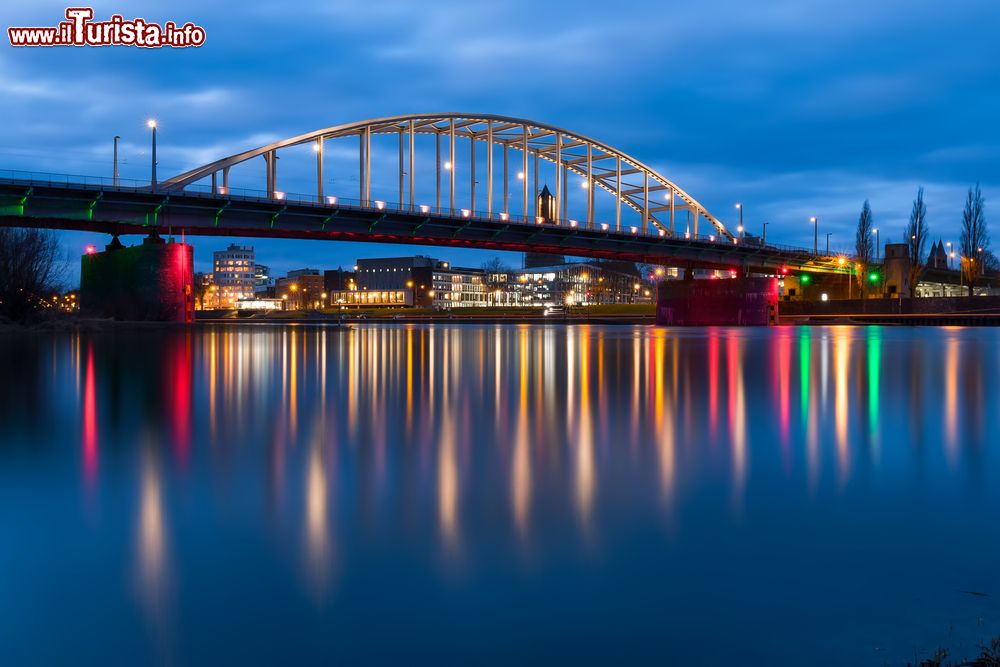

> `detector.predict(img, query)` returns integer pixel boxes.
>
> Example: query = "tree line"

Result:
[854,184,995,297]
[0,228,65,323]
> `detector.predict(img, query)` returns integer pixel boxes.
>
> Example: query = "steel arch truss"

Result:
[161,113,732,240]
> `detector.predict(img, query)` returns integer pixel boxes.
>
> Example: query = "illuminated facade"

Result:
[432,267,487,308]
[507,262,649,306]
[208,244,255,308]
[276,271,325,309]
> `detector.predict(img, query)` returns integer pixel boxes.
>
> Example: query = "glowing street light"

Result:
[516,171,525,180]
[147,118,157,188]
[872,227,880,263]
[810,216,818,255]
[735,203,744,240]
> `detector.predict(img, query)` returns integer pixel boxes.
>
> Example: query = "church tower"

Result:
[523,185,565,269]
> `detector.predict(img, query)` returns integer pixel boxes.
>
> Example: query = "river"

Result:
[1,324,997,665]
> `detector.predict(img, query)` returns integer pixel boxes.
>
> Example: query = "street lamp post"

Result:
[736,203,744,241]
[810,216,818,255]
[113,135,120,186]
[872,228,880,263]
[147,119,157,189]
[826,232,832,255]
[946,241,953,269]
[762,222,769,246]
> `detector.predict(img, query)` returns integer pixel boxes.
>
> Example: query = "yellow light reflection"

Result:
[135,447,169,623]
[654,333,675,504]
[575,329,595,529]
[511,332,531,537]
[305,437,332,592]
[945,334,959,466]
[727,333,746,507]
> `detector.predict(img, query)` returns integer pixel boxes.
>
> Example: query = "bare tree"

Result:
[960,184,990,296]
[854,200,874,298]
[481,256,512,287]
[906,187,929,297]
[0,228,65,322]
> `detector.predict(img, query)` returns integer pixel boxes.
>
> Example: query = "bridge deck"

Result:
[1,177,848,274]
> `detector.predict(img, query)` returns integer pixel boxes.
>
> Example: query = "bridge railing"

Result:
[0,168,843,261]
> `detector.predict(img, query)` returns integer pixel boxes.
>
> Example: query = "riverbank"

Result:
[779,295,1000,326]
[196,303,656,325]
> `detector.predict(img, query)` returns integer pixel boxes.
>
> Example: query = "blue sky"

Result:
[3,0,999,280]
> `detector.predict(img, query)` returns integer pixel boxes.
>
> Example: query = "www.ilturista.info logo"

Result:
[8,7,205,48]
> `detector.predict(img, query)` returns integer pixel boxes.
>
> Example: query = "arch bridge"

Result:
[162,112,731,241]
[0,113,850,275]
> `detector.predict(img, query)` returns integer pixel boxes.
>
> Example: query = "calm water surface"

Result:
[1,324,999,665]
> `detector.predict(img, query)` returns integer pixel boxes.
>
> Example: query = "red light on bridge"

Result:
[780,267,788,275]
[85,245,96,255]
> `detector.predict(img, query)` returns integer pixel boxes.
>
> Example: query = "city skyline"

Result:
[4,0,1000,279]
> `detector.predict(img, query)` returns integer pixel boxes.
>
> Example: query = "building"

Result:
[275,270,326,309]
[507,261,650,306]
[324,268,356,293]
[288,268,320,279]
[353,256,436,307]
[207,244,255,308]
[928,240,950,270]
[432,265,488,308]
[334,256,489,309]
[254,264,273,294]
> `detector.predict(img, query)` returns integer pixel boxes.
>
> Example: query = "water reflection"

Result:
[2,324,999,664]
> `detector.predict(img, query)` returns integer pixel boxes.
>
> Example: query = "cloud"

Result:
[2,0,999,281]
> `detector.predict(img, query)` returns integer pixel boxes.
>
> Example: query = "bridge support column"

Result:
[502,143,508,215]
[656,277,778,326]
[435,131,441,214]
[408,121,415,211]
[669,187,675,234]
[317,137,324,203]
[449,118,455,215]
[556,134,562,223]
[80,237,194,323]
[265,151,276,197]
[486,121,493,217]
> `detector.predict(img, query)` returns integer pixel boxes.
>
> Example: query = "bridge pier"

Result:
[656,277,778,326]
[80,235,194,322]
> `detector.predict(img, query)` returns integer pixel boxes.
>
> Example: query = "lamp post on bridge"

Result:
[113,135,120,186]
[735,203,744,241]
[762,222,768,246]
[810,216,818,255]
[826,232,832,255]
[872,227,880,264]
[147,119,157,190]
